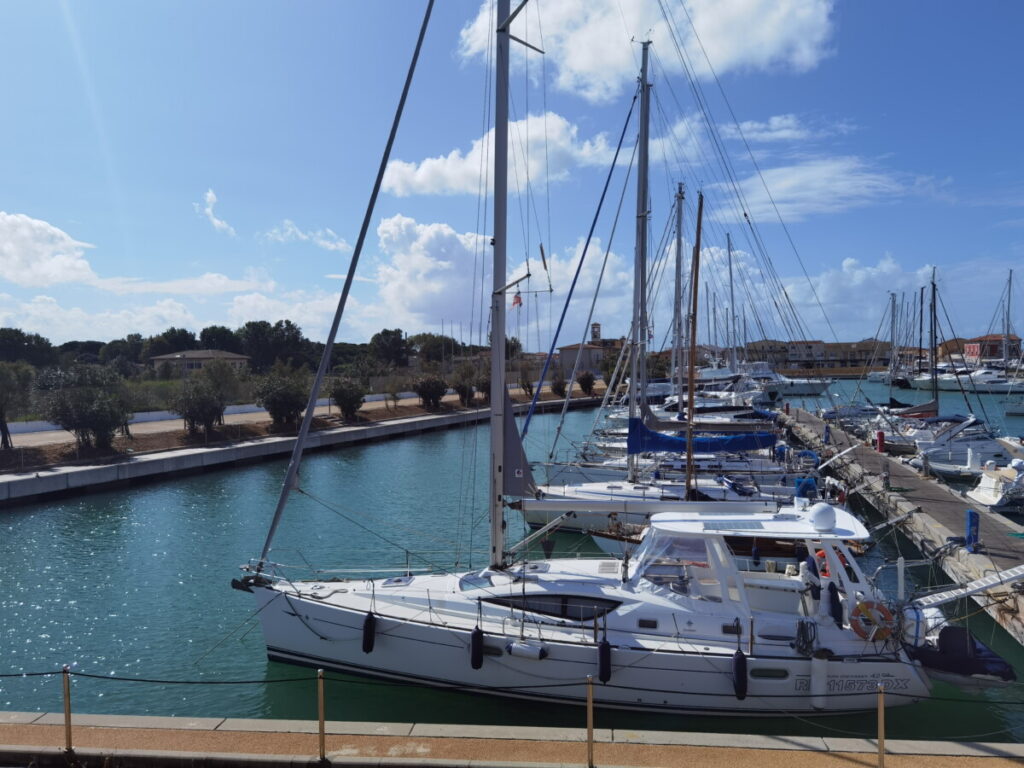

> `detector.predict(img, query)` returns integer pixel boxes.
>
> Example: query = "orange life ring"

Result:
[814,549,848,578]
[850,601,896,641]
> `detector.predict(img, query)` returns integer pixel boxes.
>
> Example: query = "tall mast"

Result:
[489,0,510,568]
[727,232,737,371]
[1005,270,1013,364]
[918,285,924,374]
[684,192,704,498]
[930,268,938,404]
[711,290,717,357]
[889,292,897,378]
[673,182,684,405]
[627,40,651,483]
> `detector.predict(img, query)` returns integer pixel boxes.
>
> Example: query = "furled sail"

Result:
[627,418,776,454]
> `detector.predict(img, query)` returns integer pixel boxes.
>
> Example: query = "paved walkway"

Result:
[2,713,1022,767]
[9,389,587,450]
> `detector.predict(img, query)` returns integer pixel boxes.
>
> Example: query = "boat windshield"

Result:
[635,531,710,586]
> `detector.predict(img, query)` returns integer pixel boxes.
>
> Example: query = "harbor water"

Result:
[2,402,1024,741]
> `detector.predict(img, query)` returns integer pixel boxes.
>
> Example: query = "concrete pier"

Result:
[780,409,1024,646]
[1,711,1022,767]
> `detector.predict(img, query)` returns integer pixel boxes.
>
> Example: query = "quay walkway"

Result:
[780,409,1024,645]
[2,712,1022,767]
[0,398,600,507]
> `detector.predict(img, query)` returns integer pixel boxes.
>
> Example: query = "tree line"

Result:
[0,325,533,452]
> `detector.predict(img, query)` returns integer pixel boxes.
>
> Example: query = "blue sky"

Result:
[1,1,1022,349]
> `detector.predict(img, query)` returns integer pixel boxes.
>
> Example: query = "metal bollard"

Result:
[62,665,72,753]
[317,669,326,761]
[877,683,886,768]
[586,675,594,768]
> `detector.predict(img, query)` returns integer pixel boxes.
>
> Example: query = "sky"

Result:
[1,0,1022,351]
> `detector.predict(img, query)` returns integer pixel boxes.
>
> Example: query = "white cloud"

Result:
[0,211,99,287]
[459,0,835,104]
[720,114,854,143]
[264,219,351,252]
[371,214,486,325]
[720,156,904,221]
[650,115,707,168]
[92,268,276,296]
[0,294,199,344]
[365,213,633,348]
[193,188,236,236]
[382,112,610,196]
[722,114,811,143]
[227,290,350,341]
[0,211,272,295]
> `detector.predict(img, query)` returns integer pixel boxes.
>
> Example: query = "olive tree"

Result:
[328,376,365,421]
[576,370,596,396]
[172,378,224,436]
[0,361,34,450]
[254,363,309,427]
[35,365,133,449]
[413,376,447,409]
[451,363,476,407]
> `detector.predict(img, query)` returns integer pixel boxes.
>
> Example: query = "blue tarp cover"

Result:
[627,418,776,455]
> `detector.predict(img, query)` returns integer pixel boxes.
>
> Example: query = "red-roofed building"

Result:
[963,334,1020,363]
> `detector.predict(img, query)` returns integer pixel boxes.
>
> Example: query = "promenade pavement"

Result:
[2,713,1023,768]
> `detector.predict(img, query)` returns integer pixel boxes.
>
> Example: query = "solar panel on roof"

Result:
[702,520,766,531]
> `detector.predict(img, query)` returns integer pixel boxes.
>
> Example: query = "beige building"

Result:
[150,349,250,375]
[785,340,826,368]
[558,343,604,379]
[743,339,787,365]
[821,339,891,369]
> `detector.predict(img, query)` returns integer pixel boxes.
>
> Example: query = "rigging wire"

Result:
[520,84,640,438]
[548,138,639,460]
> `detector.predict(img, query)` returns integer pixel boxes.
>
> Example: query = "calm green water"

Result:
[2,404,1023,741]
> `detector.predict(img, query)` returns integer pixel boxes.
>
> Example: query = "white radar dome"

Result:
[810,502,836,533]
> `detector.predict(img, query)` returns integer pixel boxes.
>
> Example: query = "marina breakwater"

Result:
[780,408,1024,646]
[0,397,601,507]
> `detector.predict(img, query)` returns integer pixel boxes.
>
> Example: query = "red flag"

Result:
[511,292,522,308]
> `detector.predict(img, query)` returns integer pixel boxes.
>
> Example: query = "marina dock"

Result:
[2,711,1022,767]
[781,409,1024,645]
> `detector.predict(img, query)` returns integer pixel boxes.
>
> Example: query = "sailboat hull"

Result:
[251,583,930,716]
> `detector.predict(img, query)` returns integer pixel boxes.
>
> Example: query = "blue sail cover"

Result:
[626,418,776,455]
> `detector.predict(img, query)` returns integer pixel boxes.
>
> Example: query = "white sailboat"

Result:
[234,5,1016,715]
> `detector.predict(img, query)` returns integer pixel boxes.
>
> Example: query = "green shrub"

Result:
[577,370,596,396]
[35,364,133,449]
[550,368,567,398]
[172,379,224,435]
[254,363,309,427]
[328,376,365,421]
[413,377,448,409]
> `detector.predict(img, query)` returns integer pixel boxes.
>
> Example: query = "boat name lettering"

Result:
[794,678,909,693]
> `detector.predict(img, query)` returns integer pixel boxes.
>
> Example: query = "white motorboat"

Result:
[966,459,1024,508]
[911,416,1011,470]
[526,478,810,532]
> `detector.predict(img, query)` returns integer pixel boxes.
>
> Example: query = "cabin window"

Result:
[484,595,621,622]
[638,618,658,629]
[458,572,494,591]
[750,668,789,679]
[382,575,413,587]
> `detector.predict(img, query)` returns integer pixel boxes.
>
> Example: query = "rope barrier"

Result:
[4,668,1022,706]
